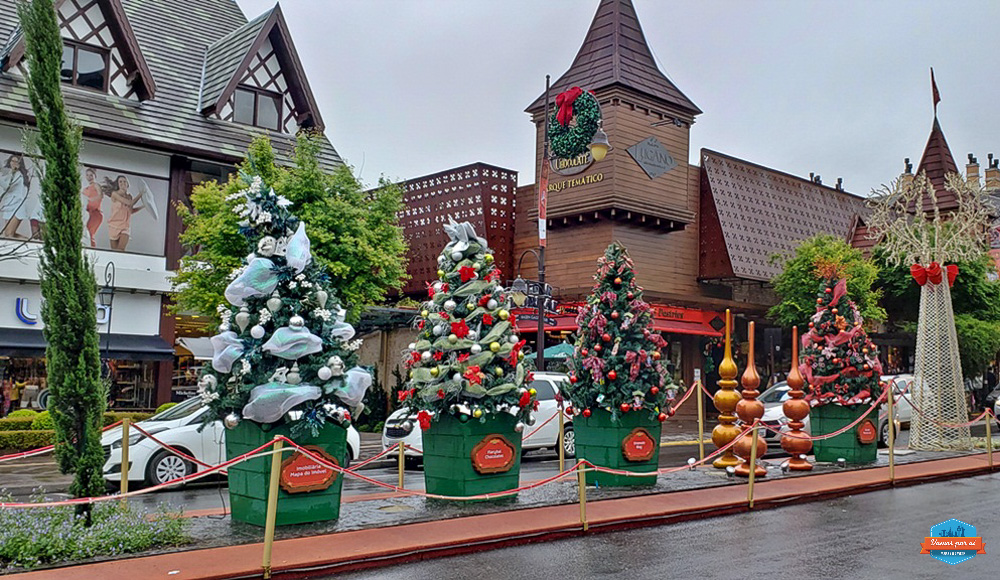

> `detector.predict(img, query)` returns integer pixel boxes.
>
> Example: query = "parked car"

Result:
[758,374,914,451]
[382,371,574,468]
[101,396,361,486]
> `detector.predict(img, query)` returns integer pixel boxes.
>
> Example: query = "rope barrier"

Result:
[522,409,560,441]
[130,423,219,471]
[759,390,888,441]
[0,420,123,464]
[904,394,995,429]
[346,444,400,470]
[403,443,423,455]
[667,382,698,415]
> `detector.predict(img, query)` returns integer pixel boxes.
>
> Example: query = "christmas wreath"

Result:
[547,86,601,159]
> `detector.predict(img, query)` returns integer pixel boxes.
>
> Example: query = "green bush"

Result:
[5,409,37,418]
[0,418,34,432]
[155,402,178,415]
[0,499,189,570]
[0,430,53,451]
[29,411,53,431]
[102,412,152,427]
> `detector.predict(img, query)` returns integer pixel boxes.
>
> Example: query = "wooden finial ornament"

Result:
[711,309,741,469]
[781,326,813,470]
[734,321,767,477]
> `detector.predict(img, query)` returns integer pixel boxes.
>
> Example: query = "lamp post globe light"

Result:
[99,261,115,362]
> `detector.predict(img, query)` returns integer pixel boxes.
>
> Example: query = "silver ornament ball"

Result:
[470,343,483,355]
[317,366,333,381]
[289,315,305,328]
[486,299,498,310]
[421,351,432,363]
[444,300,457,312]
[514,422,525,433]
[451,250,464,262]
[250,325,266,339]
[224,413,241,429]
[402,421,414,433]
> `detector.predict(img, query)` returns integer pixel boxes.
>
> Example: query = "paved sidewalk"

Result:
[14,452,995,580]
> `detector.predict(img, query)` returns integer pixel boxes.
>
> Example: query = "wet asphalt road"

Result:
[324,471,1000,580]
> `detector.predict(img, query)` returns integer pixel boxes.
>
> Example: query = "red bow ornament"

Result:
[947,264,959,286]
[555,86,583,127]
[911,262,957,286]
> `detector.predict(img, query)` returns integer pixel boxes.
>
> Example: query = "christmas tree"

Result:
[401,219,535,428]
[799,262,883,406]
[566,243,671,420]
[198,163,371,436]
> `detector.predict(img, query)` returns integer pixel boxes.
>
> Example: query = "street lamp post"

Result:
[98,261,116,369]
[511,251,546,373]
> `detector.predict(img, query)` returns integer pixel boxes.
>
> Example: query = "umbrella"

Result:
[525,342,575,360]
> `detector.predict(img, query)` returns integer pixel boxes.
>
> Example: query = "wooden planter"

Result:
[421,412,522,499]
[225,420,347,526]
[811,403,878,464]
[575,409,661,487]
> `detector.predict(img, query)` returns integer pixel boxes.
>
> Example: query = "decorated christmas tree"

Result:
[566,243,670,420]
[198,165,371,436]
[401,219,535,429]
[799,262,883,407]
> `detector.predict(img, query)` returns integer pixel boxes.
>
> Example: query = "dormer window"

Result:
[60,41,109,92]
[233,86,282,131]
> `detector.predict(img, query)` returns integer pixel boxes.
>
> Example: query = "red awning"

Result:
[651,319,722,337]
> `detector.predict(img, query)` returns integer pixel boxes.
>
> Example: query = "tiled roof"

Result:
[916,117,960,210]
[0,0,341,169]
[200,8,271,112]
[526,0,700,115]
[701,149,867,282]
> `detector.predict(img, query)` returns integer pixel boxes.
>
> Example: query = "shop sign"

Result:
[279,445,339,493]
[549,152,594,176]
[857,420,877,445]
[622,428,657,462]
[627,137,677,179]
[547,172,604,193]
[14,297,109,326]
[471,434,516,474]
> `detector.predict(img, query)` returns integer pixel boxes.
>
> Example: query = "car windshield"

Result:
[759,384,790,404]
[147,397,204,421]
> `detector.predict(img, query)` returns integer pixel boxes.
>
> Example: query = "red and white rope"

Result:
[0,420,123,464]
[760,390,888,441]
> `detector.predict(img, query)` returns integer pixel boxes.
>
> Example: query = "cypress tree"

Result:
[19,0,106,518]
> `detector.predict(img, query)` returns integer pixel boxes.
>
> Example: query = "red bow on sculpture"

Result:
[911,262,959,287]
[555,86,583,127]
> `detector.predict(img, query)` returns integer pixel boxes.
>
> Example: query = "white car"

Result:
[382,371,574,468]
[758,374,914,450]
[101,397,361,487]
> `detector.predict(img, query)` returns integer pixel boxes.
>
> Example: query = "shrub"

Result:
[30,411,54,431]
[0,430,54,451]
[0,499,189,571]
[6,409,37,418]
[102,412,152,427]
[155,402,178,415]
[0,418,34,432]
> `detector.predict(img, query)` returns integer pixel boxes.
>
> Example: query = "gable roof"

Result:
[0,0,340,169]
[526,0,700,115]
[198,4,324,131]
[1,0,156,100]
[916,117,960,209]
[699,149,867,282]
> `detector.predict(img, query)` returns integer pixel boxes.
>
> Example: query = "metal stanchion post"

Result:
[696,381,705,462]
[558,403,565,473]
[987,411,994,470]
[887,382,895,484]
[398,441,405,489]
[262,437,284,580]
[577,462,588,531]
[120,417,130,497]
[747,423,759,509]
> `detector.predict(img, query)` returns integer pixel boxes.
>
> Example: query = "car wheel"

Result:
[404,456,422,470]
[562,426,576,458]
[878,421,898,448]
[343,447,353,469]
[146,450,193,486]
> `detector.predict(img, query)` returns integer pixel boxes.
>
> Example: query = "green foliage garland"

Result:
[401,220,535,426]
[566,243,670,422]
[547,92,600,159]
[19,0,106,510]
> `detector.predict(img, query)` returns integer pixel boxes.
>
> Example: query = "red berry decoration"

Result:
[816,297,823,304]
[650,386,659,396]
[594,344,602,352]
[620,402,630,412]
[607,370,617,380]
[831,308,838,314]
[581,348,589,357]
[602,333,611,342]
[566,406,574,415]
[825,288,832,293]
[569,374,578,384]
[652,351,661,361]
[627,292,634,300]
[657,413,667,422]
[582,408,592,418]
[611,311,619,320]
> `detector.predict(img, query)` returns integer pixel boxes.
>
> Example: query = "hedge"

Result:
[30,411,54,431]
[155,402,178,414]
[103,412,152,426]
[0,430,53,451]
[6,409,38,418]
[0,418,35,432]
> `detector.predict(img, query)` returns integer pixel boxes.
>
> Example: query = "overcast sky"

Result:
[238,0,1000,197]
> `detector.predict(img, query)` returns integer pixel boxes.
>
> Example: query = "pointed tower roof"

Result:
[526,0,700,115]
[916,117,960,208]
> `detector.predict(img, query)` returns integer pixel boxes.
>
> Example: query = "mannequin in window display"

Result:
[106,174,145,251]
[0,154,30,239]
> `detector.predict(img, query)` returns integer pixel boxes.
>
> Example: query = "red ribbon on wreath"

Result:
[555,86,584,127]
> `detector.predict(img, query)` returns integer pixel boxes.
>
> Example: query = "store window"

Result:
[60,41,109,92]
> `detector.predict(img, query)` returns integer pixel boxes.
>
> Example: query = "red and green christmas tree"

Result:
[566,243,671,421]
[800,262,883,406]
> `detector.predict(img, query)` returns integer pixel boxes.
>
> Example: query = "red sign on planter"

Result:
[857,419,877,445]
[471,435,516,474]
[280,445,339,494]
[622,428,657,462]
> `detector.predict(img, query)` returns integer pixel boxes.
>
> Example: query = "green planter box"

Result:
[575,409,661,487]
[225,420,347,526]
[421,413,522,499]
[811,404,878,464]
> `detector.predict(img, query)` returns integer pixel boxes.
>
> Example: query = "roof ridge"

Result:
[700,148,864,200]
[206,6,272,53]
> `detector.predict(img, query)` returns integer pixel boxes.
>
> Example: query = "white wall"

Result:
[0,281,161,335]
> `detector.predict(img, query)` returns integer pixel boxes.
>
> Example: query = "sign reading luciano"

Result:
[627,136,677,180]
